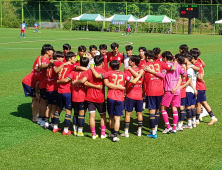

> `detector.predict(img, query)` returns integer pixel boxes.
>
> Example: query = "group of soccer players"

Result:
[22,42,218,142]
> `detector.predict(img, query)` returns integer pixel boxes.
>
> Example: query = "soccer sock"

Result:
[155,111,160,131]
[126,32,127,35]
[179,109,186,127]
[53,112,60,129]
[186,109,192,126]
[124,122,130,134]
[110,128,114,134]
[64,114,71,132]
[20,33,22,37]
[78,115,85,132]
[208,111,216,119]
[161,110,170,129]
[90,127,96,136]
[150,113,155,132]
[51,117,54,124]
[23,33,25,37]
[192,108,197,123]
[101,126,106,136]
[73,114,78,132]
[114,131,119,137]
[129,32,131,35]
[138,120,143,134]
[196,114,200,121]
[45,117,49,123]
[172,111,178,130]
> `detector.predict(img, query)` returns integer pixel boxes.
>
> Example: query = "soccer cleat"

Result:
[182,124,193,129]
[162,127,172,134]
[101,134,107,139]
[73,131,77,136]
[77,132,84,137]
[208,118,218,125]
[37,118,42,125]
[120,133,129,138]
[137,132,142,137]
[33,31,35,32]
[199,117,203,122]
[44,122,49,129]
[192,123,196,128]
[147,133,157,139]
[62,130,73,135]
[196,121,200,125]
[39,31,41,33]
[176,126,183,131]
[113,137,120,142]
[52,128,62,133]
[92,135,98,139]
[108,134,114,138]
[170,129,177,134]
[23,37,25,38]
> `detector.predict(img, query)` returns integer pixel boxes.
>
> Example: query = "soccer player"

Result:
[33,21,40,33]
[190,49,218,125]
[107,43,124,71]
[179,44,189,54]
[87,45,98,68]
[126,23,131,36]
[99,44,108,71]
[153,47,162,61]
[63,44,71,62]
[72,55,107,139]
[181,53,198,129]
[124,45,133,69]
[76,45,87,64]
[121,55,144,137]
[20,21,27,38]
[143,50,177,138]
[38,44,54,127]
[138,47,146,68]
[159,51,184,134]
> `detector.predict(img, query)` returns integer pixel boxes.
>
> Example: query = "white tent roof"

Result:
[104,14,138,22]
[215,19,222,24]
[137,15,176,23]
[71,14,105,21]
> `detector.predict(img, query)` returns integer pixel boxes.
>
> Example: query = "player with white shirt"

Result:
[20,21,27,38]
[124,45,133,69]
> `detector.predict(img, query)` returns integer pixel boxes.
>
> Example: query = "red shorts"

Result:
[161,91,181,107]
[127,28,130,32]
[21,29,25,33]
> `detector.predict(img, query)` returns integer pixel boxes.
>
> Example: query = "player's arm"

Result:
[187,65,200,72]
[171,76,182,94]
[54,62,68,73]
[72,77,87,85]
[57,77,71,84]
[104,79,125,90]
[199,58,206,66]
[189,80,198,96]
[130,70,144,84]
[170,60,178,71]
[197,74,205,83]
[38,57,52,69]
[76,66,88,71]
[125,67,138,77]
[90,65,101,79]
[35,81,40,100]
[143,65,166,79]
[84,81,103,90]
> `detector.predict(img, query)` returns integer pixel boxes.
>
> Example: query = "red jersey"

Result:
[107,52,124,70]
[68,71,87,102]
[32,56,41,73]
[196,58,205,68]
[102,54,108,71]
[195,63,206,91]
[22,72,40,88]
[125,67,144,100]
[180,64,187,98]
[144,61,171,96]
[39,56,50,89]
[101,70,130,102]
[46,65,58,92]
[63,56,67,62]
[155,56,163,62]
[84,67,106,103]
[55,62,77,94]
[138,59,146,68]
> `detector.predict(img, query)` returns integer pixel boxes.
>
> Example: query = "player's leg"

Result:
[183,92,193,129]
[178,98,186,130]
[107,98,115,137]
[201,101,218,125]
[170,95,180,133]
[31,97,39,122]
[49,91,58,129]
[154,96,162,131]
[52,107,62,133]
[146,96,157,137]
[98,102,107,139]
[39,88,48,127]
[72,102,79,136]
[190,93,197,127]
[87,101,97,139]
[20,30,23,38]
[23,30,25,38]
[135,100,143,136]
[62,93,72,135]
[77,102,86,137]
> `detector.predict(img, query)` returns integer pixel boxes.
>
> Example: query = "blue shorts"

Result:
[107,98,124,116]
[57,93,72,110]
[87,101,106,114]
[22,83,36,97]
[185,92,196,106]
[181,98,186,106]
[125,97,143,112]
[72,101,87,113]
[47,91,58,105]
[40,88,47,100]
[197,90,207,103]
[146,96,162,110]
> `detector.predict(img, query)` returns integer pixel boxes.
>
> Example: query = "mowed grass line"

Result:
[0,28,222,169]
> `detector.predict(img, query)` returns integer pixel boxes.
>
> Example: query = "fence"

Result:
[1,1,222,34]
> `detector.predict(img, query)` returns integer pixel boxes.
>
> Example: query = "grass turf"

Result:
[0,28,222,170]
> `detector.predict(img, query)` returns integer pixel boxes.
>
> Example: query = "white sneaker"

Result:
[40,120,45,127]
[37,118,42,125]
[113,137,120,142]
[162,127,172,134]
[44,122,49,129]
[182,124,193,129]
[101,134,107,139]
[33,31,35,32]
[176,126,183,131]
[23,37,26,38]
[120,133,129,138]
[192,123,196,128]
[39,31,41,33]
[92,135,98,139]
[137,132,142,137]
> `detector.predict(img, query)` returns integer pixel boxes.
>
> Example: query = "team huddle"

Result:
[22,42,217,142]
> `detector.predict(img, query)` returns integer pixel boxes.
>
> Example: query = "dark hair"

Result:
[190,48,201,57]
[162,51,173,61]
[41,44,54,55]
[65,52,76,62]
[89,45,97,51]
[23,21,25,23]
[180,44,189,53]
[80,57,89,67]
[190,51,199,60]
[178,56,185,65]
[99,44,107,50]
[110,60,120,70]
[153,47,161,55]
[78,45,86,52]
[53,51,64,60]
[129,55,140,66]
[175,53,181,59]
[182,52,192,61]
[94,55,104,66]
[125,45,133,51]
[63,44,71,50]
[110,42,119,50]
[145,50,155,59]
[138,47,146,52]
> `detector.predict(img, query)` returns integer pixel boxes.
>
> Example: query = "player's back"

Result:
[46,65,58,92]
[186,64,198,93]
[180,64,187,98]
[39,56,50,89]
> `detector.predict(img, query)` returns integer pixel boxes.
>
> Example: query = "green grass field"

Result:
[0,28,222,170]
